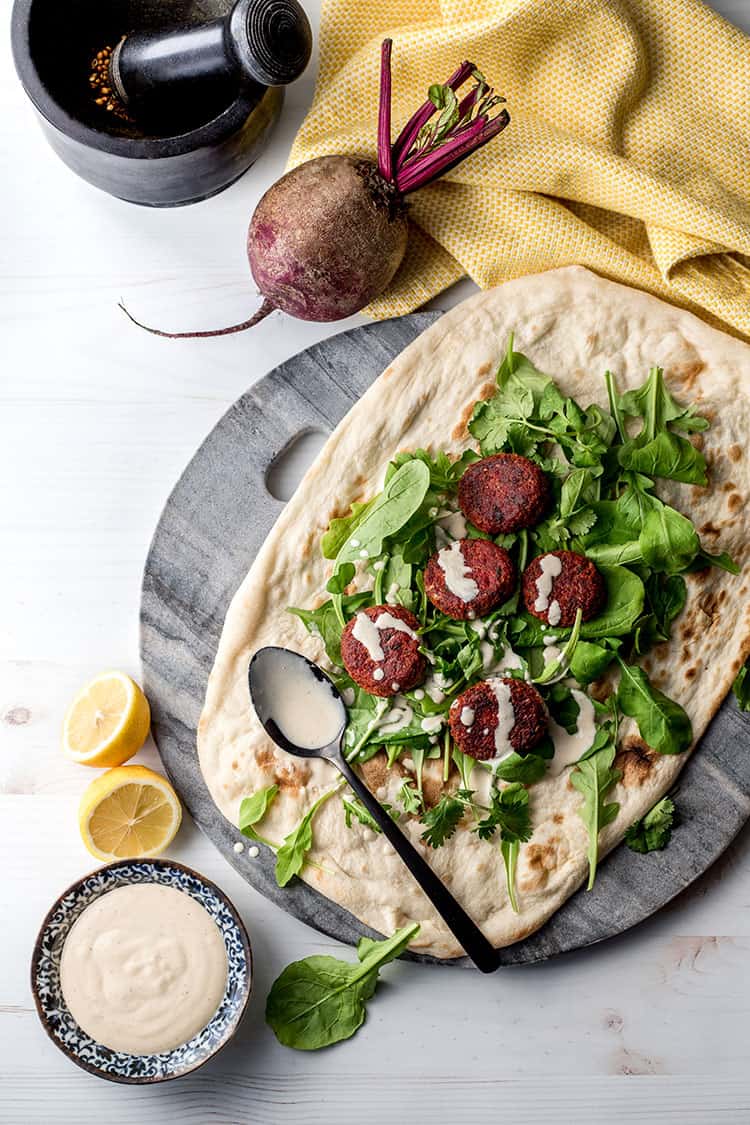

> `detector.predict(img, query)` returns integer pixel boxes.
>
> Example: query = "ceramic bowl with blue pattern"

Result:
[31,857,252,1083]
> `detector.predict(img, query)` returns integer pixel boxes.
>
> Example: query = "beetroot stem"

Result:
[118,298,274,337]
[390,60,475,170]
[395,109,510,194]
[378,39,394,182]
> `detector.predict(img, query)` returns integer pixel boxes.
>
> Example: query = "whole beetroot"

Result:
[121,41,509,337]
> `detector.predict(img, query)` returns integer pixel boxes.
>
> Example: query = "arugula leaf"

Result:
[689,548,740,575]
[571,743,621,889]
[239,784,279,846]
[420,795,465,848]
[326,562,356,628]
[275,785,342,887]
[265,922,419,1050]
[640,503,699,573]
[619,430,707,485]
[616,660,692,755]
[387,448,478,491]
[474,783,532,912]
[546,684,581,733]
[333,461,431,571]
[733,657,750,711]
[342,797,396,833]
[288,591,371,665]
[397,780,423,814]
[625,796,676,853]
[618,366,709,436]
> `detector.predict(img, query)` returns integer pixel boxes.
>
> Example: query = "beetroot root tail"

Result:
[118,298,275,338]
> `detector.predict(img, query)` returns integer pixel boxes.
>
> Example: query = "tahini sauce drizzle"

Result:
[488,677,516,761]
[60,884,227,1056]
[437,540,478,603]
[548,689,597,774]
[533,554,562,613]
[352,611,418,663]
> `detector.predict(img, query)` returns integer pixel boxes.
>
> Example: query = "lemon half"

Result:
[63,671,150,768]
[79,765,182,862]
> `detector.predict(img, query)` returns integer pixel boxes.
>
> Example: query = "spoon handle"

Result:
[333,755,500,973]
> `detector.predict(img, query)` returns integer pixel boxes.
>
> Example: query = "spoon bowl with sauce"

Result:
[249,647,501,973]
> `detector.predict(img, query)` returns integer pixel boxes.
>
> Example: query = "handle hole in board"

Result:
[265,428,330,502]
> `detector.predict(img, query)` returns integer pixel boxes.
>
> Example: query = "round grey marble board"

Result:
[141,311,750,968]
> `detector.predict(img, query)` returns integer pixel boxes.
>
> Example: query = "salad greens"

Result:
[266,922,419,1050]
[625,795,676,853]
[245,335,733,910]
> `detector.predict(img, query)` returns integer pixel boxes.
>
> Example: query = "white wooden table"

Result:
[3,2,750,1121]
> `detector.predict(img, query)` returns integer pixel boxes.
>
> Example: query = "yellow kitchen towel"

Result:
[288,0,750,338]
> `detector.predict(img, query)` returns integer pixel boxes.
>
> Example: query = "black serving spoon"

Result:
[248,646,500,973]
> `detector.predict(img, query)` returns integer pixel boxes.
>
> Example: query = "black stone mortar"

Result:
[11,0,309,206]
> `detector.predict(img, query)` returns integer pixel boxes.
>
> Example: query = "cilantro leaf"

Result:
[473,783,532,912]
[420,795,465,848]
[625,796,676,853]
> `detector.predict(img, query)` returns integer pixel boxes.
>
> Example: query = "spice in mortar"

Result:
[89,45,132,122]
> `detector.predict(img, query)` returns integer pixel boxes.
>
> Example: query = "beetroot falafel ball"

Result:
[423,538,516,621]
[458,454,551,535]
[340,604,426,698]
[449,678,548,760]
[522,550,606,627]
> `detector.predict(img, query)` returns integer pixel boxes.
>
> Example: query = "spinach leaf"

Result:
[625,796,676,853]
[619,430,707,485]
[321,500,374,560]
[333,461,431,571]
[733,657,750,711]
[571,743,621,889]
[265,922,419,1050]
[640,503,699,573]
[569,640,618,683]
[494,751,549,784]
[580,565,645,638]
[275,784,342,887]
[634,573,687,654]
[546,683,580,733]
[239,784,279,847]
[616,660,692,755]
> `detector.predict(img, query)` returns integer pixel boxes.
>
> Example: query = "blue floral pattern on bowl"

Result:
[31,858,252,1083]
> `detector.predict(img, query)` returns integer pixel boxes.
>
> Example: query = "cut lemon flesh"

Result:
[63,671,150,768]
[79,765,182,861]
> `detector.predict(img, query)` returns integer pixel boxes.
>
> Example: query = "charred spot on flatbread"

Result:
[358,750,404,795]
[452,381,496,440]
[254,745,311,792]
[614,737,657,787]
[518,837,567,893]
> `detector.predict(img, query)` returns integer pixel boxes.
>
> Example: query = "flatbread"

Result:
[198,266,750,958]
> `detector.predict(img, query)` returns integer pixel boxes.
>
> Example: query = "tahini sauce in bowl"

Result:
[60,883,228,1055]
